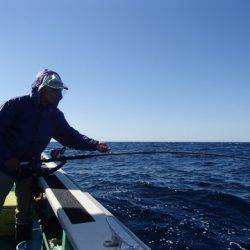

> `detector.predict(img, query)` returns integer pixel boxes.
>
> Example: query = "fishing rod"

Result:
[42,150,250,164]
[14,149,249,179]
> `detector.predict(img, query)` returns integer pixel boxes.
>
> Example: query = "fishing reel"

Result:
[43,147,68,175]
[50,147,67,159]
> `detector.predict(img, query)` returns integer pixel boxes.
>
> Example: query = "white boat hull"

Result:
[40,156,150,250]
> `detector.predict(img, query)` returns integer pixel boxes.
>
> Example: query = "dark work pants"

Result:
[0,171,33,225]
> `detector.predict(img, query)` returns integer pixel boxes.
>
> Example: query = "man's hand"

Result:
[96,143,110,152]
[4,158,20,172]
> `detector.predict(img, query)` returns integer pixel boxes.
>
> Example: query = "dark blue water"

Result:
[46,142,250,250]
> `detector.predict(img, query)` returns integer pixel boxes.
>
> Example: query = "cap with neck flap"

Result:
[31,69,68,104]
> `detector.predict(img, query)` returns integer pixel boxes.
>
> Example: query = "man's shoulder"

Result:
[0,95,33,113]
[1,95,31,107]
[52,107,65,118]
[8,94,32,104]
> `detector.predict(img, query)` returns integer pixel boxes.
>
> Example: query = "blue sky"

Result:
[0,0,249,142]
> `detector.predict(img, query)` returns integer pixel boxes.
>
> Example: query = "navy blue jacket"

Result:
[0,75,98,167]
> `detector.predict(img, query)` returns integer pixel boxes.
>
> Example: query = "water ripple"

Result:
[48,142,250,250]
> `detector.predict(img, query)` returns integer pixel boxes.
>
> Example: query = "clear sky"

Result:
[0,0,249,142]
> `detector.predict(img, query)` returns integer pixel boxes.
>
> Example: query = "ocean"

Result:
[46,142,250,250]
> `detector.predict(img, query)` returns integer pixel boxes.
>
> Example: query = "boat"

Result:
[0,153,150,250]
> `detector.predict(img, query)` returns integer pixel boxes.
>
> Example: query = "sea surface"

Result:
[46,142,250,250]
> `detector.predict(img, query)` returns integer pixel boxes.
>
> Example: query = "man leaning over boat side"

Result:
[0,69,110,245]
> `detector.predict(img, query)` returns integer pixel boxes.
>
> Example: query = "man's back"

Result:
[0,94,60,163]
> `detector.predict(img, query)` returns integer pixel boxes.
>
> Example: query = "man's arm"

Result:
[53,110,100,151]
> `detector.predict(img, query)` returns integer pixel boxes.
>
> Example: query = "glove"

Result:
[96,143,110,152]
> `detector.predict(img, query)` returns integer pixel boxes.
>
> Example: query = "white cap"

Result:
[41,73,68,90]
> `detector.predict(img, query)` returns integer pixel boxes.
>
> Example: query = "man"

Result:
[0,69,110,244]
